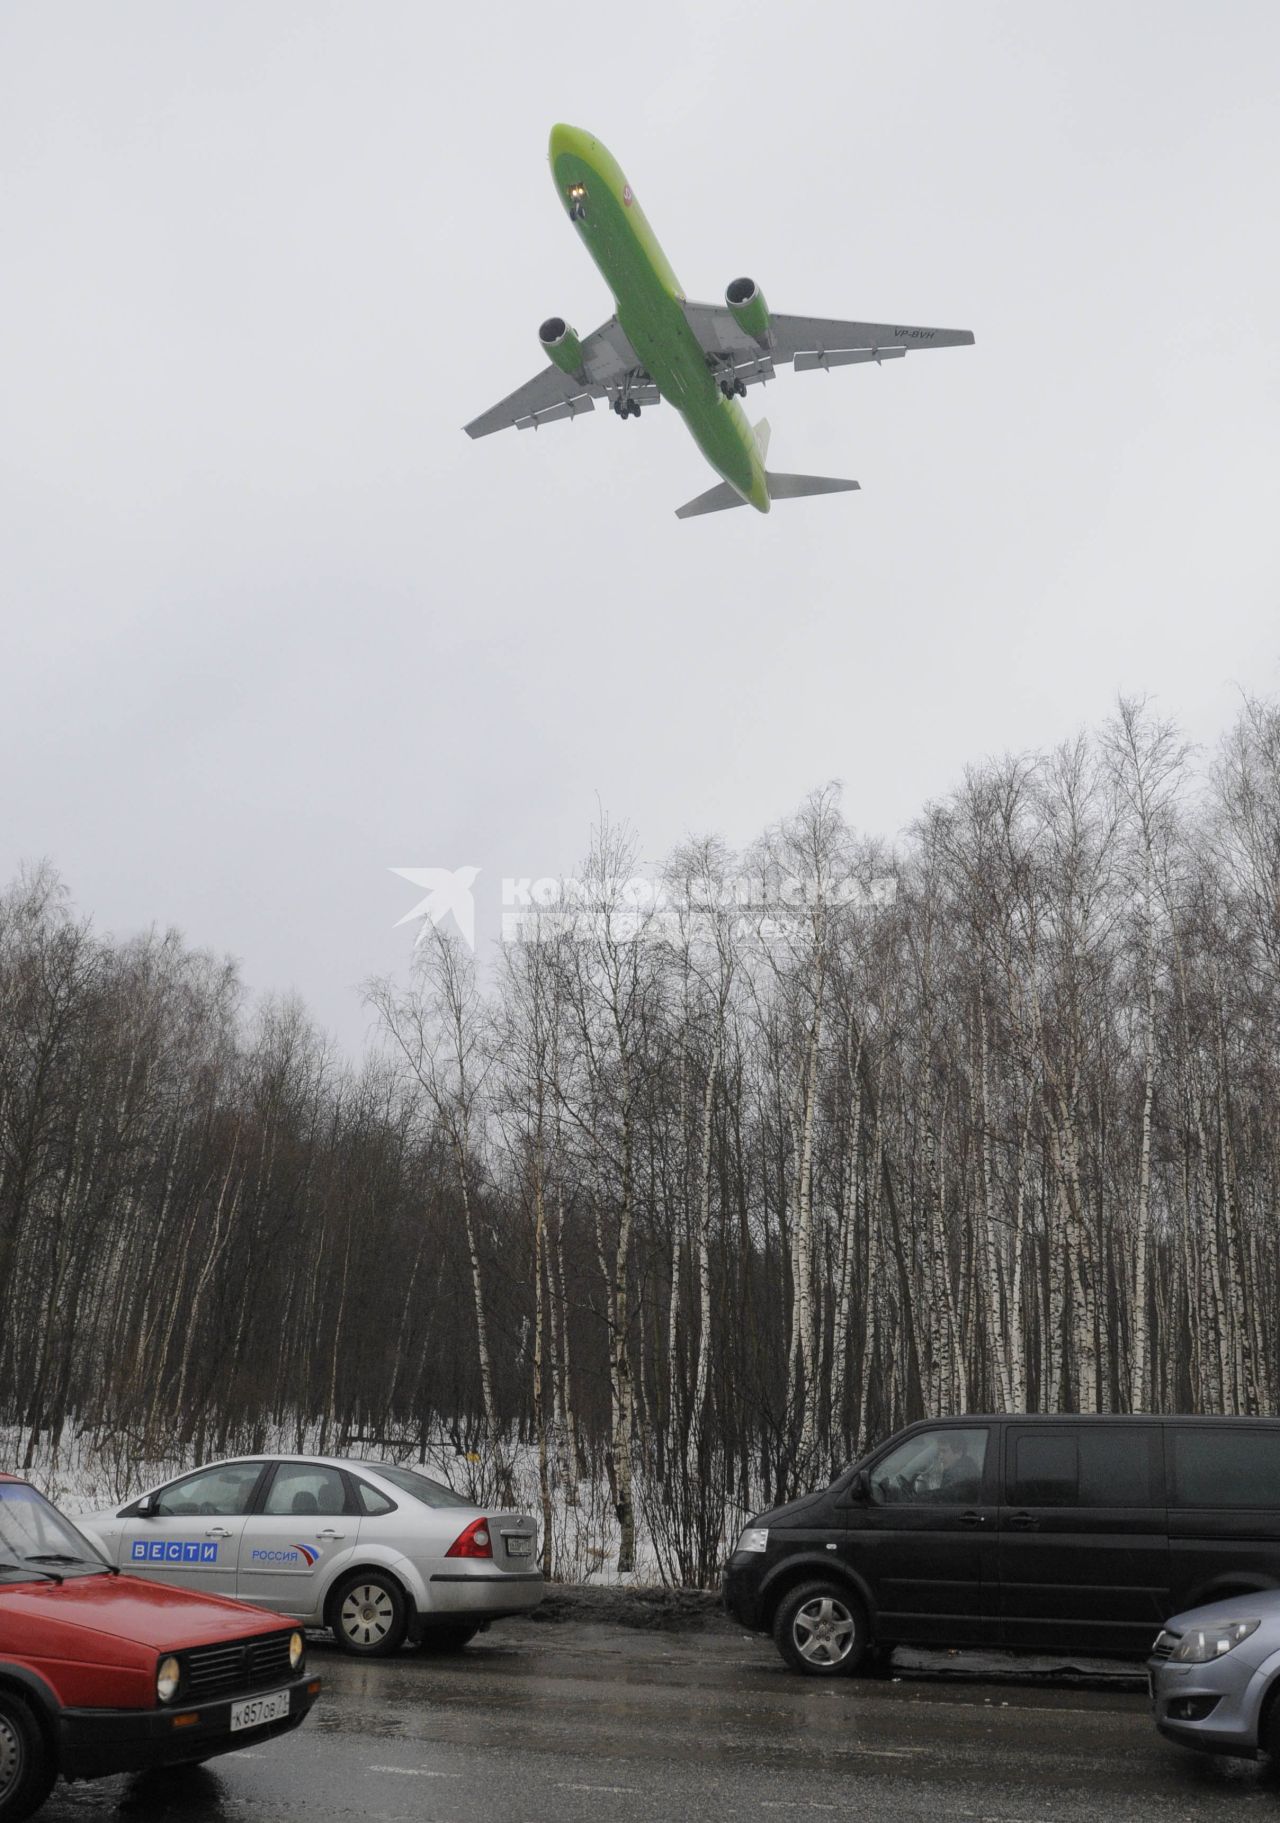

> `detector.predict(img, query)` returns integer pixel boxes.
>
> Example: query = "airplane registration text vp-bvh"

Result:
[465,125,974,519]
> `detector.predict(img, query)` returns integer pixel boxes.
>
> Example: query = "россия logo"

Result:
[247,1542,320,1567]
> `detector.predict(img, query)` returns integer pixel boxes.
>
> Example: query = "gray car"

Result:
[1149,1590,1280,1758]
[78,1454,543,1656]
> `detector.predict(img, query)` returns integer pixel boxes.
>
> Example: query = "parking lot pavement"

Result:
[39,1616,1279,1821]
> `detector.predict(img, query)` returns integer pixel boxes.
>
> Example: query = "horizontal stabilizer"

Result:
[675,469,861,519]
[766,471,860,500]
[675,480,750,519]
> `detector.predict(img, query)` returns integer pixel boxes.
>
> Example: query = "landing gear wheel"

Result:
[629,400,641,417]
[331,1571,408,1657]
[720,380,734,398]
[0,1692,55,1823]
[419,1624,480,1654]
[735,379,747,397]
[772,1580,867,1677]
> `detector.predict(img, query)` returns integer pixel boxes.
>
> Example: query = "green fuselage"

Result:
[549,124,769,513]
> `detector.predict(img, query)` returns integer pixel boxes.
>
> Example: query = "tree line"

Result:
[2,693,1277,1585]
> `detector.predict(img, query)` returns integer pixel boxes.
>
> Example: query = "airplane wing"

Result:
[464,317,659,437]
[682,302,974,390]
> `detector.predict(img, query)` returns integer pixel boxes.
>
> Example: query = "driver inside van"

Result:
[934,1434,981,1502]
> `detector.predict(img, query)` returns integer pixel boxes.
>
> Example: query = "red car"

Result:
[0,1473,320,1820]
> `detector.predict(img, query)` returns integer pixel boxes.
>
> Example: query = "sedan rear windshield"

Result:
[367,1465,474,1509]
[0,1482,111,1581]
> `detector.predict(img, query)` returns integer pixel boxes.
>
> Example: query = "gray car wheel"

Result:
[0,1693,55,1823]
[773,1580,867,1677]
[331,1571,408,1656]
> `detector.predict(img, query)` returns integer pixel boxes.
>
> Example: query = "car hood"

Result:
[0,1573,284,1650]
[1163,1590,1280,1635]
[750,1487,833,1529]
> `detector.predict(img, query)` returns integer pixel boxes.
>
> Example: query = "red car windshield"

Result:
[0,1481,111,1581]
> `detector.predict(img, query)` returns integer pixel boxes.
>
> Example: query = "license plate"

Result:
[506,1535,532,1557]
[231,1688,291,1732]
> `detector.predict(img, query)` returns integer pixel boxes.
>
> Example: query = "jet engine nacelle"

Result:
[725,277,770,347]
[540,316,585,378]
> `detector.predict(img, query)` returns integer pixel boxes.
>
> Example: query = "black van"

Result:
[723,1415,1280,1675]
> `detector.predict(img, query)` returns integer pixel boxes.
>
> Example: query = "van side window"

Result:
[869,1429,988,1504]
[1079,1428,1156,1506]
[1010,1428,1158,1507]
[1174,1429,1280,1508]
[1012,1435,1077,1505]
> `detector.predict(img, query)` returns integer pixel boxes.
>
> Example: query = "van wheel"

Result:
[773,1581,867,1677]
[0,1692,55,1823]
[331,1571,408,1656]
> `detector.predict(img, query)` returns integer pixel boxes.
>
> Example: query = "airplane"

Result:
[464,124,975,519]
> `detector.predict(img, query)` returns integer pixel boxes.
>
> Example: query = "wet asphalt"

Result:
[41,1616,1279,1822]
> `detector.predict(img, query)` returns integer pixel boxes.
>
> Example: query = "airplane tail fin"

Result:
[674,466,860,519]
[753,418,771,463]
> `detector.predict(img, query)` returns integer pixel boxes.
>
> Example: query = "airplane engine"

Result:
[725,277,771,347]
[539,317,586,378]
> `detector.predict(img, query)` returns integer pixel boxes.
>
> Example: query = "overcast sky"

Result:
[2,0,1277,1050]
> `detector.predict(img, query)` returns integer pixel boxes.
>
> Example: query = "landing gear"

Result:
[612,396,642,419]
[719,377,748,399]
[735,378,747,397]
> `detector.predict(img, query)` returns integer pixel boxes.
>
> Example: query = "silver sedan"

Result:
[1149,1590,1280,1758]
[78,1454,542,1656]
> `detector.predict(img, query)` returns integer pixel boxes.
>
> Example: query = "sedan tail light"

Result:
[445,1518,493,1559]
